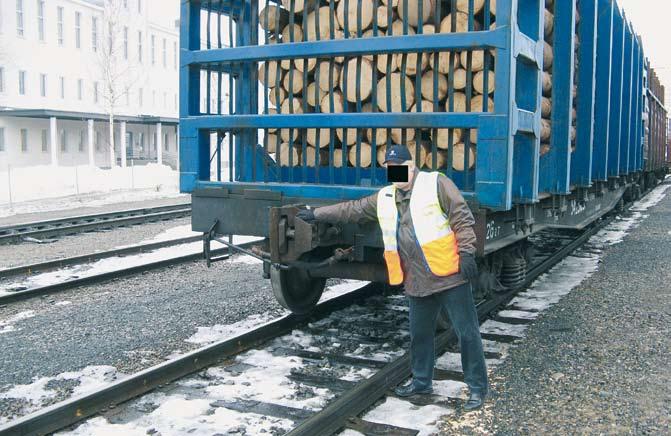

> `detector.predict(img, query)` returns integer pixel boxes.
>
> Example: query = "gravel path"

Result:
[0,254,292,422]
[439,184,671,435]
[0,217,192,269]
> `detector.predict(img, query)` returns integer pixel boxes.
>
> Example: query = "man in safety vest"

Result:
[297,144,488,411]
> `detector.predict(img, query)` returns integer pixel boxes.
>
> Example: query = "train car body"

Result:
[180,0,668,313]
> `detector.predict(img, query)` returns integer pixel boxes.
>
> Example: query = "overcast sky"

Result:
[617,0,671,107]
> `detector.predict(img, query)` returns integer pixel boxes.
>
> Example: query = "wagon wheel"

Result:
[271,267,326,314]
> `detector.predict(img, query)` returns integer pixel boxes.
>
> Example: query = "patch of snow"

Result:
[435,352,503,373]
[630,183,671,212]
[321,280,369,301]
[340,366,376,382]
[432,379,469,399]
[54,301,72,306]
[480,320,528,338]
[0,310,36,334]
[497,309,539,320]
[362,396,453,436]
[185,313,277,345]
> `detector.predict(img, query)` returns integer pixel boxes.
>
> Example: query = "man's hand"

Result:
[296,209,316,223]
[459,252,478,282]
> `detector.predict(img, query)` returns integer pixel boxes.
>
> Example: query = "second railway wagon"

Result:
[180,0,668,314]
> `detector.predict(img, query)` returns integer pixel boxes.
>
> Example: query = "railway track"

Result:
[0,210,616,436]
[0,203,192,245]
[0,238,255,305]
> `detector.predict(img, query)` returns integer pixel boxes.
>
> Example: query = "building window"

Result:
[75,12,81,48]
[95,130,101,151]
[40,73,47,97]
[37,0,45,41]
[57,6,64,45]
[162,38,167,67]
[138,87,143,106]
[60,129,67,152]
[41,129,47,152]
[60,76,65,98]
[123,0,127,8]
[20,128,27,152]
[16,0,24,37]
[173,41,177,70]
[0,67,4,93]
[138,30,143,63]
[0,128,5,152]
[152,132,156,150]
[164,133,169,151]
[92,17,98,52]
[79,130,85,152]
[19,70,26,95]
[123,26,128,59]
[138,0,142,13]
[151,34,155,65]
[93,81,99,103]
[77,78,83,100]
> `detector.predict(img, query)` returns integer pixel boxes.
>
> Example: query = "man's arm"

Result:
[437,174,477,255]
[313,192,379,224]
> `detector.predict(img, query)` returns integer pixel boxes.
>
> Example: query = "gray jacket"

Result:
[314,170,477,297]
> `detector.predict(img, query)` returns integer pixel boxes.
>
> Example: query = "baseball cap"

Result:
[384,145,412,165]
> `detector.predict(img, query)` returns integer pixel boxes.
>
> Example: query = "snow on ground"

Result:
[185,313,278,345]
[0,164,182,218]
[362,396,454,436]
[0,310,36,334]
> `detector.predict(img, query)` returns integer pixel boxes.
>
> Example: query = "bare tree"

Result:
[95,0,145,167]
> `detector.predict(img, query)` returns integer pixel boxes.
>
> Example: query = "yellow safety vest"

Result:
[376,171,461,285]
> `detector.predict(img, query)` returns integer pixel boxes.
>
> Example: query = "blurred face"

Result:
[386,160,415,190]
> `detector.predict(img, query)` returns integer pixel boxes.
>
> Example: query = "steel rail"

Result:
[0,283,383,436]
[0,235,203,279]
[0,241,257,305]
[0,204,192,245]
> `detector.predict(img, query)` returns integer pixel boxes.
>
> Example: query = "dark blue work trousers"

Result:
[407,282,488,394]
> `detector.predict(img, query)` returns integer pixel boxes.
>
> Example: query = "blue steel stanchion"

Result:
[592,0,614,182]
[607,6,624,178]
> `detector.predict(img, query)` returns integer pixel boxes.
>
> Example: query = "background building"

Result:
[0,0,180,169]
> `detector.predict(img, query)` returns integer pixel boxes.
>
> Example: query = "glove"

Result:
[296,208,316,223]
[459,252,478,282]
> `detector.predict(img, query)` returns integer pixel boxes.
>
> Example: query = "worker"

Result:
[296,144,488,411]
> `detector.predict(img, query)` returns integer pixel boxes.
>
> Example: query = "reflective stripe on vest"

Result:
[376,172,461,285]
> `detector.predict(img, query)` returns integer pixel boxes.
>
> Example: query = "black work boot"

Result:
[394,381,433,397]
[464,391,485,411]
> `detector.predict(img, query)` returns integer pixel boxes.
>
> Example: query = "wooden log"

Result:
[429,51,461,76]
[396,51,430,76]
[264,132,281,153]
[425,150,445,169]
[473,70,495,95]
[281,0,318,15]
[397,0,434,27]
[452,68,468,91]
[334,29,346,63]
[294,57,317,73]
[280,128,301,143]
[541,118,551,142]
[258,61,282,87]
[421,70,448,101]
[282,70,304,95]
[280,97,304,114]
[541,97,552,118]
[339,58,374,102]
[446,92,468,112]
[540,143,551,156]
[375,6,391,28]
[377,144,387,166]
[544,9,554,39]
[315,61,341,92]
[268,86,286,108]
[306,82,326,107]
[277,142,300,166]
[543,41,553,71]
[306,128,332,148]
[336,0,375,35]
[376,73,416,112]
[490,0,497,15]
[305,6,339,41]
[380,0,398,6]
[281,23,303,43]
[411,99,436,114]
[367,127,389,147]
[303,145,322,167]
[460,50,494,73]
[320,90,346,113]
[570,126,576,142]
[456,0,485,14]
[472,95,494,112]
[266,108,278,133]
[259,5,290,33]
[436,128,463,149]
[440,12,481,33]
[542,71,552,96]
[330,148,346,168]
[545,0,555,9]
[408,140,430,168]
[451,143,476,171]
[391,128,416,144]
[348,142,373,167]
[337,127,360,146]
[467,128,478,144]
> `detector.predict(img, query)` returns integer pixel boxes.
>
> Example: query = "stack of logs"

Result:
[258,0,497,169]
[541,0,578,157]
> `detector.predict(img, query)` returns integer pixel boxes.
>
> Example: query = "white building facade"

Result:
[0,0,180,170]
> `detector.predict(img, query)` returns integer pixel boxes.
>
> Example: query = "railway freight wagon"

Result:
[180,0,665,313]
[644,66,668,180]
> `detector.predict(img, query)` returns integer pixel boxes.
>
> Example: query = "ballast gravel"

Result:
[0,253,292,423]
[439,184,671,435]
